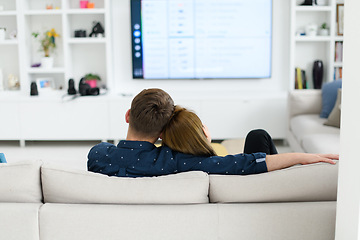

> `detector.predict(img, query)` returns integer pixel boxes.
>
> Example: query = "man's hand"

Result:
[266,153,339,172]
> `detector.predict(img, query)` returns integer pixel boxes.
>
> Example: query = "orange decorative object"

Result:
[46,5,53,9]
[87,2,95,8]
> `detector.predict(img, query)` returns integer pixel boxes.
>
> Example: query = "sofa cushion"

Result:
[209,161,338,203]
[290,114,340,143]
[0,160,43,203]
[0,203,42,240]
[302,134,340,154]
[324,89,342,128]
[39,204,218,240]
[320,80,342,118]
[42,163,209,204]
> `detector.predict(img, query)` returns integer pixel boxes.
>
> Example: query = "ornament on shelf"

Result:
[32,28,60,69]
[7,74,20,90]
[80,1,88,8]
[305,23,318,37]
[30,82,38,96]
[9,30,17,39]
[46,5,53,9]
[89,22,104,38]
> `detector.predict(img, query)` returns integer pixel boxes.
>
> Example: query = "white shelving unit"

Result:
[0,0,113,94]
[290,0,344,90]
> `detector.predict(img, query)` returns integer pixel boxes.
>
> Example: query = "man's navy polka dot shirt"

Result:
[87,140,267,177]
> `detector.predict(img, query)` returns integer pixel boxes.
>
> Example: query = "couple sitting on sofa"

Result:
[87,88,337,177]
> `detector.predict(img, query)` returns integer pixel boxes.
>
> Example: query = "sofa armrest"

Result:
[288,89,322,119]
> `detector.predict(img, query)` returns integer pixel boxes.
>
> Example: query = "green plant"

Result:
[0,27,6,30]
[321,23,329,29]
[85,73,101,81]
[32,28,60,57]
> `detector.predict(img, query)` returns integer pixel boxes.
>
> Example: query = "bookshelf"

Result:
[0,0,113,94]
[290,0,344,90]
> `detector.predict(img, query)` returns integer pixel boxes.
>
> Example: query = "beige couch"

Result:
[1,160,338,240]
[287,90,340,154]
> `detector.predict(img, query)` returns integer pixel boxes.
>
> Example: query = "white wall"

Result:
[111,0,290,96]
[335,0,360,239]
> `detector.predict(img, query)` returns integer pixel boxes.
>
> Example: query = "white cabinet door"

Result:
[19,99,109,140]
[0,102,21,139]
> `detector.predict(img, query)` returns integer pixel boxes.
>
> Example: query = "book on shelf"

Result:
[334,67,342,80]
[295,68,308,89]
[335,41,343,62]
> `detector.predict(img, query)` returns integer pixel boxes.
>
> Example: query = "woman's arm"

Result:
[265,153,339,172]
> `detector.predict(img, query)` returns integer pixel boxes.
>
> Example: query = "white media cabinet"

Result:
[0,91,287,147]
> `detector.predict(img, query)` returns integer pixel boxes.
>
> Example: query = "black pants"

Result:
[243,129,278,155]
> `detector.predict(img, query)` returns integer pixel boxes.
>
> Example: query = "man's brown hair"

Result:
[129,88,174,138]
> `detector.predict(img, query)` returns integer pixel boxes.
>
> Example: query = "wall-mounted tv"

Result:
[131,0,272,79]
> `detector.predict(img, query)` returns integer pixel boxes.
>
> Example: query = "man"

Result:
[87,88,337,177]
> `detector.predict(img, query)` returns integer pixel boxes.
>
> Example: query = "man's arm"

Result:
[266,153,339,172]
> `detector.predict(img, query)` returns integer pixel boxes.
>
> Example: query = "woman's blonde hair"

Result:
[162,106,217,157]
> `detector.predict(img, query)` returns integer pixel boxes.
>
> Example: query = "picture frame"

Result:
[36,78,55,91]
[337,4,344,36]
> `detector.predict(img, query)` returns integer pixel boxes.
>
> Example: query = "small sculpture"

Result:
[30,82,38,96]
[7,74,20,90]
[9,30,17,39]
[89,22,104,38]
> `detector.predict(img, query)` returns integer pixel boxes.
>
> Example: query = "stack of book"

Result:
[334,67,342,80]
[295,68,308,89]
[335,41,343,62]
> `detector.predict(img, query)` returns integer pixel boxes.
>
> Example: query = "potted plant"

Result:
[32,28,60,68]
[85,73,101,88]
[0,27,6,41]
[319,23,329,36]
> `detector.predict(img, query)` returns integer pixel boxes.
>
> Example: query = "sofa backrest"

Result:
[209,161,338,203]
[41,163,210,204]
[0,160,43,203]
[288,90,322,119]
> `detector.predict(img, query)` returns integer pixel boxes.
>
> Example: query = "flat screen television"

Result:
[131,0,272,79]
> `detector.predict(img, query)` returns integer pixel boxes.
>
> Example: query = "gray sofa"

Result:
[1,159,338,240]
[287,90,340,154]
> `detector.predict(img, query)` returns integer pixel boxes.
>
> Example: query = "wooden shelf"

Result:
[66,9,106,14]
[24,9,63,15]
[27,68,65,74]
[0,40,19,45]
[295,6,332,11]
[67,38,107,44]
[295,36,331,42]
[0,11,17,16]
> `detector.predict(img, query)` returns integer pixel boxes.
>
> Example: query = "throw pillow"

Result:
[324,89,342,128]
[320,79,342,118]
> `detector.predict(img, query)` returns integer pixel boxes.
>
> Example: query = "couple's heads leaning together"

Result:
[125,88,216,157]
[87,87,337,177]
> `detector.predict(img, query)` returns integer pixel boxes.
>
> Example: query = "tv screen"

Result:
[131,0,272,79]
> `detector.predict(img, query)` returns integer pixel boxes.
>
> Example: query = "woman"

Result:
[162,105,338,173]
[162,105,278,157]
[162,105,217,157]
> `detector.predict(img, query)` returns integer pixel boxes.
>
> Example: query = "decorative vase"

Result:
[85,79,97,88]
[80,1,88,8]
[313,60,324,89]
[41,57,54,68]
[306,24,318,37]
[0,29,5,41]
[319,28,329,36]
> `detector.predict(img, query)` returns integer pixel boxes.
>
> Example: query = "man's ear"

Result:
[125,109,130,123]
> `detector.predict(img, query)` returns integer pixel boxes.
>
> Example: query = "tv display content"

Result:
[131,0,272,79]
